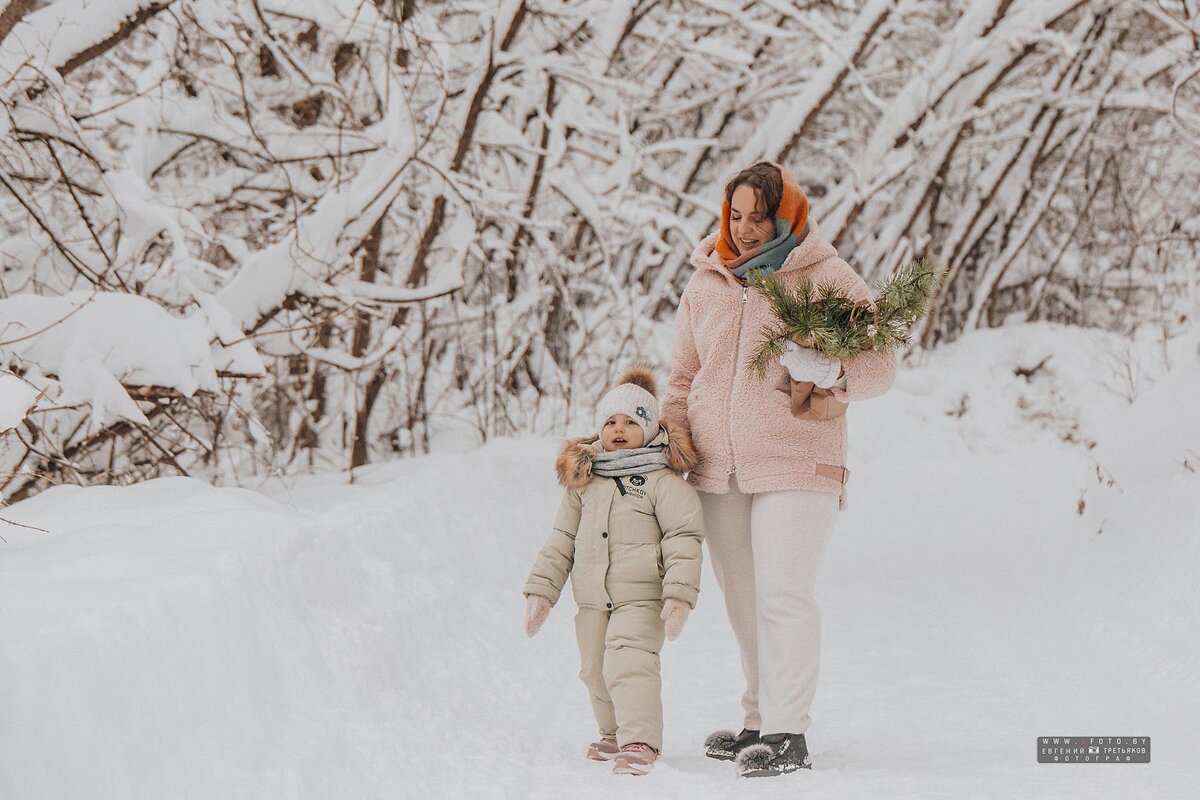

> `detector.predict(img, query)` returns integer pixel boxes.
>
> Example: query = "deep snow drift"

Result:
[2,322,1198,799]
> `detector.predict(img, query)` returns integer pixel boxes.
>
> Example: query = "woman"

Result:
[660,161,896,778]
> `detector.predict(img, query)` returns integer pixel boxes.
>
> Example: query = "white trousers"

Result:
[699,478,839,736]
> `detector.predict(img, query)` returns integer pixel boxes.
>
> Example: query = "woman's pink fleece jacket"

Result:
[661,220,897,511]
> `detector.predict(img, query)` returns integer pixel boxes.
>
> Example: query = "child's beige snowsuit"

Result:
[523,419,704,750]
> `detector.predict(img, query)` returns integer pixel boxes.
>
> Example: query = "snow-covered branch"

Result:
[1,0,1195,498]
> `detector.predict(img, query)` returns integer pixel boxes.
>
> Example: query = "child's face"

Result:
[600,414,645,451]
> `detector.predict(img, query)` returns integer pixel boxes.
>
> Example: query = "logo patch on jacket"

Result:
[630,475,646,486]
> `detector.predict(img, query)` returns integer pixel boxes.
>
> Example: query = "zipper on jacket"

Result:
[612,476,627,496]
[726,283,749,477]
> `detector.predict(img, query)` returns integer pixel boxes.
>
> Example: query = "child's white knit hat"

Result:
[595,366,660,442]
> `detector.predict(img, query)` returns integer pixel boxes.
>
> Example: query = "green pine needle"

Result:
[746,257,947,379]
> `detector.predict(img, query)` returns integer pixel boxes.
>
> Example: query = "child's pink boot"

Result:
[586,736,620,761]
[612,742,658,775]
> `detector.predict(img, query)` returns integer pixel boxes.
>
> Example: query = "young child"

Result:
[523,366,705,775]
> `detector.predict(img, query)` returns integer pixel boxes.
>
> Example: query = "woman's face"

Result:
[729,183,775,255]
[601,414,645,451]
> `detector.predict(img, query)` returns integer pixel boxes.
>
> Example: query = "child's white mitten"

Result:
[524,594,550,637]
[660,598,691,641]
[778,340,842,389]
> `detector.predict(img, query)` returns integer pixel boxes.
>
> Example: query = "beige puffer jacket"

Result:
[523,419,705,610]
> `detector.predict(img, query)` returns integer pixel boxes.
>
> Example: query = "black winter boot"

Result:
[703,728,760,761]
[736,732,811,777]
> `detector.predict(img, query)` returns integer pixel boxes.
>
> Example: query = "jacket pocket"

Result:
[611,542,662,585]
[643,543,665,582]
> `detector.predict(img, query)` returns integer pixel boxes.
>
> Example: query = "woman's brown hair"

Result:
[723,161,783,219]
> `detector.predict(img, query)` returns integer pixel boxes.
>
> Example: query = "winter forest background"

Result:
[1,0,1197,497]
[3,2,1200,798]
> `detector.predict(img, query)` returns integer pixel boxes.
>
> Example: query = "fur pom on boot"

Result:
[704,728,760,761]
[735,733,812,777]
[735,743,776,774]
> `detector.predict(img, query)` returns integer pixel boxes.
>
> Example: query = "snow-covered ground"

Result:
[2,322,1198,799]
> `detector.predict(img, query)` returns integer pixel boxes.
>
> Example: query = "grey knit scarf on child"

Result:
[590,445,669,478]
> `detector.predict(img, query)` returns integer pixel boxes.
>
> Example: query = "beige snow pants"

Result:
[699,479,839,736]
[574,600,666,751]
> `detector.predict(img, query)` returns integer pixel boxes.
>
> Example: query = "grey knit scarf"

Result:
[590,445,670,478]
[730,219,809,282]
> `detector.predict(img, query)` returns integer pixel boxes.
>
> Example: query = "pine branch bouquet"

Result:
[746,256,946,380]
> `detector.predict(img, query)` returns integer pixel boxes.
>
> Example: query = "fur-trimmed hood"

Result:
[555,417,699,489]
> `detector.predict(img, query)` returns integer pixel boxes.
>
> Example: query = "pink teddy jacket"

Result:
[661,219,897,511]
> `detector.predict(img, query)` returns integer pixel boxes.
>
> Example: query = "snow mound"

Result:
[1,323,1197,799]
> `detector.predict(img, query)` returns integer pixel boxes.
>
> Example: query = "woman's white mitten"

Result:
[779,341,842,389]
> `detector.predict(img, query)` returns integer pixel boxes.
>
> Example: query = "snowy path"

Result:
[3,324,1197,798]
